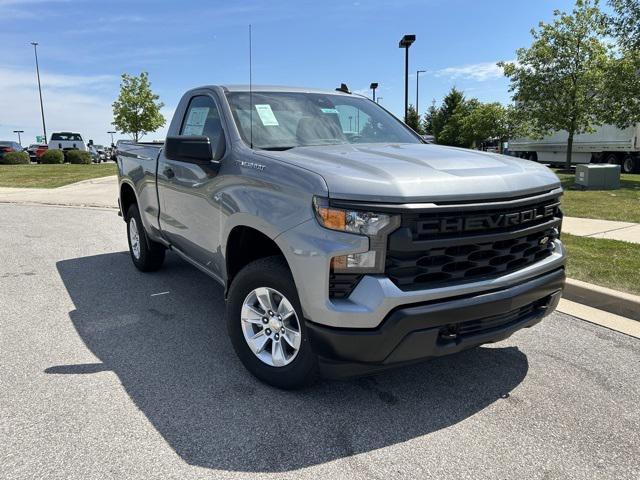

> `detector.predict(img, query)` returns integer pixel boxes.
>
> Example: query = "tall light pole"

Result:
[416,70,426,115]
[30,42,47,143]
[13,130,24,145]
[107,130,116,146]
[376,97,383,105]
[398,34,416,123]
[369,82,378,102]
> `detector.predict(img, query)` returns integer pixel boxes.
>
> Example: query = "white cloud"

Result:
[434,61,509,81]
[0,66,169,146]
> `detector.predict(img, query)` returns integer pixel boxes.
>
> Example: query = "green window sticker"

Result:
[321,108,339,114]
[255,104,279,126]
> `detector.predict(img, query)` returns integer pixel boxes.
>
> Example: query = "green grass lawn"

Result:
[554,170,640,223]
[0,163,117,188]
[562,233,640,295]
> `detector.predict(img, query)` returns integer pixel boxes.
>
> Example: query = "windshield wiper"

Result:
[259,146,296,151]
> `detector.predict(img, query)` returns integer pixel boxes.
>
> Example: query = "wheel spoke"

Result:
[277,299,294,319]
[282,328,301,350]
[271,339,286,367]
[242,305,264,324]
[255,288,274,313]
[248,330,269,354]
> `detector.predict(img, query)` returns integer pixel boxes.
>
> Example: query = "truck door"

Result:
[156,92,226,278]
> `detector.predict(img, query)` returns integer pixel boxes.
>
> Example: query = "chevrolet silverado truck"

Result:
[116,85,565,388]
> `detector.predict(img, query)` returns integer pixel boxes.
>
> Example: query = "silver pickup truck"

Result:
[117,85,565,388]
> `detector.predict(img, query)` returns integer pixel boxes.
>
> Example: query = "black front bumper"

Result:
[307,268,565,377]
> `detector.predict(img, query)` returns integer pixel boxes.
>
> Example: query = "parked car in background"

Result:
[87,145,105,163]
[27,143,48,162]
[48,132,87,152]
[0,141,23,160]
[93,145,107,162]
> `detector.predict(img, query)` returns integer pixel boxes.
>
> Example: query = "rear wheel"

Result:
[622,156,637,174]
[226,256,318,389]
[126,204,165,272]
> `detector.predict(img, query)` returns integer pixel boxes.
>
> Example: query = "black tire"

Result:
[126,204,165,272]
[622,156,637,174]
[226,256,318,389]
[605,153,619,166]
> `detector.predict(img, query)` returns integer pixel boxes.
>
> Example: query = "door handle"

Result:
[164,167,175,179]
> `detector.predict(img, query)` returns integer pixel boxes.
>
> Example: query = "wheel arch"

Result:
[225,224,292,293]
[119,181,138,220]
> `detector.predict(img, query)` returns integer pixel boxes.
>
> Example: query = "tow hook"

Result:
[440,326,459,340]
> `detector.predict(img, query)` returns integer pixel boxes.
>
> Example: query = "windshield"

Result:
[51,133,83,141]
[226,91,420,150]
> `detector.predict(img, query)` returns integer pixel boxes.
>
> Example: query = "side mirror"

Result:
[165,132,225,164]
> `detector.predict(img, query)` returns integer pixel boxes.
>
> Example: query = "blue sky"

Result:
[0,0,580,146]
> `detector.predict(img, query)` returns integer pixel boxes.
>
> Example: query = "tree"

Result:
[423,103,438,135]
[461,103,530,150]
[438,98,480,148]
[604,1,640,128]
[112,72,165,142]
[426,87,466,144]
[499,0,612,170]
[405,104,424,134]
[608,0,640,50]
[462,102,507,148]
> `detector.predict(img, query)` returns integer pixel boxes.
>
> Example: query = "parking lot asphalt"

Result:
[1,203,638,480]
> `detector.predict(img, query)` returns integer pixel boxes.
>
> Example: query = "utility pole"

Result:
[369,82,378,102]
[13,130,24,145]
[30,42,47,143]
[416,70,426,115]
[398,35,416,123]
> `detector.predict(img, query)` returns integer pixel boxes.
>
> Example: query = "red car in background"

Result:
[27,143,48,162]
[0,141,24,161]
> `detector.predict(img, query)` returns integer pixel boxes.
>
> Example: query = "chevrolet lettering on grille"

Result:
[418,202,560,235]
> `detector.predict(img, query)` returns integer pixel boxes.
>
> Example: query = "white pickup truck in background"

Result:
[510,123,640,173]
[48,132,87,152]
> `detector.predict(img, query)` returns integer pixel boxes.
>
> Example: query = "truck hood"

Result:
[265,143,561,203]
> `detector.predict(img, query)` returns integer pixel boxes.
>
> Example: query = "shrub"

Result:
[0,151,30,165]
[40,149,65,164]
[66,150,92,164]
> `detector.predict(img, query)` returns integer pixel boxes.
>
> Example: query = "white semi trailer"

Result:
[509,124,640,173]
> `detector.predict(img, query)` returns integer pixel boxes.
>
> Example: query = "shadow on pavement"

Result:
[53,252,529,473]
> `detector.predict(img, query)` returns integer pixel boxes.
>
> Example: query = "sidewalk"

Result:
[562,216,640,244]
[0,175,118,209]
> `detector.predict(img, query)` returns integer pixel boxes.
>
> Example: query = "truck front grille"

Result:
[385,194,562,291]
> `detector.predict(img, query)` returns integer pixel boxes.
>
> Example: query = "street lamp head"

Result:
[13,130,24,133]
[30,41,38,46]
[369,82,378,90]
[417,70,426,74]
[399,34,416,48]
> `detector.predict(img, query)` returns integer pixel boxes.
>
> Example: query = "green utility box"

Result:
[575,164,621,190]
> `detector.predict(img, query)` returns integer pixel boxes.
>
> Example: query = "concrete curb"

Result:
[563,278,640,321]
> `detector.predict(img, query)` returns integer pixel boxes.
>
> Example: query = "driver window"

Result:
[180,95,222,146]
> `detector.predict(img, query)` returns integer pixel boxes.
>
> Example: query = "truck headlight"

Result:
[313,197,392,236]
[313,196,399,274]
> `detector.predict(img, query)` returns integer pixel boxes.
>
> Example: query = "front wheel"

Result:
[126,204,165,272]
[226,256,318,389]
